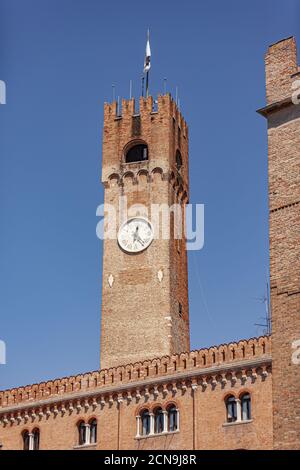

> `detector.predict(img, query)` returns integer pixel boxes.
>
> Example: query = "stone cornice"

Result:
[257,97,292,118]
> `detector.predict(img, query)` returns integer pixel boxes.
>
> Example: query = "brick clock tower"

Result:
[259,37,300,450]
[100,95,190,368]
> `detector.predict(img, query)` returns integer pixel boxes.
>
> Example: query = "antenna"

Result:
[141,76,145,98]
[112,84,116,102]
[254,276,272,335]
[163,78,167,95]
[175,86,178,105]
[117,96,120,116]
[129,80,132,99]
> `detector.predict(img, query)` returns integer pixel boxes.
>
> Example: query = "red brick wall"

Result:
[0,337,272,450]
[263,37,300,449]
[100,94,190,368]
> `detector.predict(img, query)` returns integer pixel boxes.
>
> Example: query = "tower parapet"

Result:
[102,94,188,186]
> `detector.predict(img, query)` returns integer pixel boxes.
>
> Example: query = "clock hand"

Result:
[137,236,145,246]
[133,226,139,241]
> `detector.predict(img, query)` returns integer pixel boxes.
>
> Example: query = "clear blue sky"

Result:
[1,0,299,390]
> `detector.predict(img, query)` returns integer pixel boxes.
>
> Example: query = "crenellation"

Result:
[0,336,270,410]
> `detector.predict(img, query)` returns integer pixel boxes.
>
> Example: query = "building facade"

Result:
[0,37,299,450]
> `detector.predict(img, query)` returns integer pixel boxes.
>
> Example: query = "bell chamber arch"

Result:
[124,141,148,163]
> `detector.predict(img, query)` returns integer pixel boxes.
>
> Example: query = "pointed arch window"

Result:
[167,404,178,432]
[78,420,87,446]
[32,428,40,450]
[23,431,30,451]
[241,393,251,421]
[141,409,151,436]
[226,395,237,423]
[89,418,97,444]
[154,407,164,434]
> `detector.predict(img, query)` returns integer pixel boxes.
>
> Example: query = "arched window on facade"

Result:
[167,404,178,432]
[226,395,237,423]
[176,150,182,172]
[78,420,87,446]
[241,393,251,421]
[125,143,148,163]
[154,407,164,434]
[89,418,97,444]
[32,428,40,450]
[23,429,40,450]
[141,409,151,436]
[23,430,30,451]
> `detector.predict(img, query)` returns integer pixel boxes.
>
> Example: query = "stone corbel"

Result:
[117,394,123,405]
[201,376,208,390]
[251,369,258,383]
[241,370,247,384]
[2,415,8,425]
[100,396,106,407]
[76,401,82,412]
[221,375,227,388]
[92,398,98,410]
[211,376,217,389]
[108,395,114,406]
[181,381,187,393]
[231,373,237,386]
[68,403,74,413]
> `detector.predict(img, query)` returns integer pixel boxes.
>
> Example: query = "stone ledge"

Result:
[135,430,179,440]
[222,419,253,427]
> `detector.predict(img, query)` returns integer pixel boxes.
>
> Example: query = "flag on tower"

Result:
[143,29,151,73]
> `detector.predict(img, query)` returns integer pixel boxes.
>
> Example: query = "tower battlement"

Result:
[102,94,189,184]
[104,94,188,134]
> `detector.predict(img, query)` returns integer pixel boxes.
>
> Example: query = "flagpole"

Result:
[146,71,149,98]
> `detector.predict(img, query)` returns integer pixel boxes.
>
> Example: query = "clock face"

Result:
[117,217,154,253]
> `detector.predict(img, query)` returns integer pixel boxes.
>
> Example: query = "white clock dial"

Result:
[117,217,154,253]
